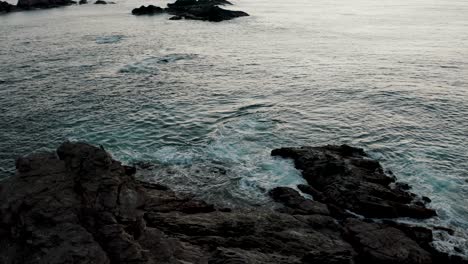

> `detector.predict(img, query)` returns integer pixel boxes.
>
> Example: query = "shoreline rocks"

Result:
[131,0,249,22]
[0,142,466,263]
[0,0,112,14]
[0,1,15,12]
[271,145,437,219]
[132,5,163,16]
[16,0,75,9]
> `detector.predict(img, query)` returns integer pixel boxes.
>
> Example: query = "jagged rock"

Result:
[268,186,330,215]
[168,5,248,22]
[166,0,248,22]
[344,219,433,264]
[78,0,87,4]
[0,142,356,264]
[131,5,164,15]
[94,0,113,4]
[167,0,232,9]
[17,0,75,9]
[169,15,182,20]
[0,142,464,263]
[272,145,437,219]
[0,1,15,12]
[210,247,302,264]
[130,0,248,22]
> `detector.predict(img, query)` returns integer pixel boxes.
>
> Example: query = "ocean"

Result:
[0,0,467,256]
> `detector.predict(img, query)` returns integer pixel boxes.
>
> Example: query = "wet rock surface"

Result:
[131,0,249,22]
[271,145,437,219]
[0,142,465,263]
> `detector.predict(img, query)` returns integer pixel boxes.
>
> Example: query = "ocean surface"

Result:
[0,0,467,256]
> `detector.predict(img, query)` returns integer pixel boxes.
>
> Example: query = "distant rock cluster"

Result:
[0,141,466,263]
[0,0,113,13]
[0,0,248,21]
[16,0,74,9]
[132,0,249,22]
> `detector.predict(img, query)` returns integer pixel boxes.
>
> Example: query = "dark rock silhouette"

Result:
[271,145,437,219]
[0,142,465,263]
[166,0,248,22]
[131,0,249,22]
[16,0,75,9]
[132,5,164,15]
[0,1,15,12]
[167,0,232,8]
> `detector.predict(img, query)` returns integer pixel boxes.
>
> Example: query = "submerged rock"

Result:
[132,5,164,15]
[271,145,437,219]
[0,142,464,263]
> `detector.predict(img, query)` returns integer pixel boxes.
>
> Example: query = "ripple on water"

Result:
[133,117,307,207]
[118,53,197,74]
[95,35,125,44]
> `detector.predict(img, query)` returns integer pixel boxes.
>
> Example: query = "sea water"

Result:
[0,0,467,257]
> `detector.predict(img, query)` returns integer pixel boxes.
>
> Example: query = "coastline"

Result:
[1,141,466,263]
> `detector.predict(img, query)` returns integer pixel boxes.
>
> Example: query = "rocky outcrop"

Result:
[132,5,164,15]
[0,142,465,264]
[131,0,249,22]
[94,0,114,4]
[271,145,437,219]
[166,0,248,22]
[16,0,75,9]
[0,1,15,12]
[269,186,330,215]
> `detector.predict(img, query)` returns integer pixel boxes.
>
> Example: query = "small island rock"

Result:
[132,4,164,15]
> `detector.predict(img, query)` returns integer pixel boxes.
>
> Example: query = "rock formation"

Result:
[132,5,164,16]
[272,145,436,219]
[0,1,15,12]
[0,142,466,263]
[16,0,75,9]
[131,0,249,22]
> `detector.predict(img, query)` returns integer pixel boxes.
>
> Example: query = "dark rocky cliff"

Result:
[0,142,465,263]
